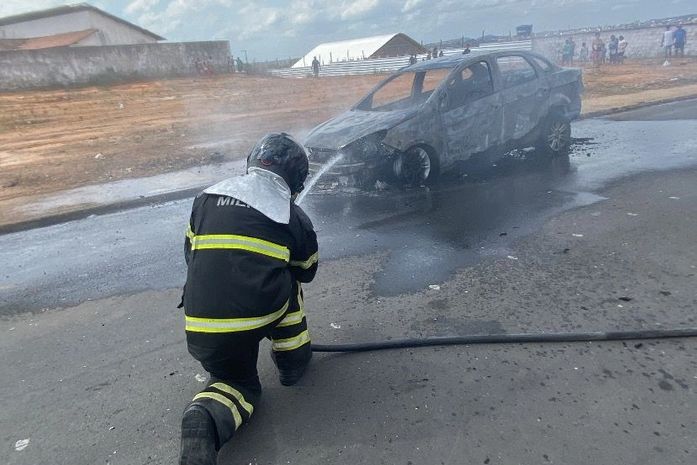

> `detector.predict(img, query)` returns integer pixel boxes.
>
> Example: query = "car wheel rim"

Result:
[396,148,431,184]
[547,121,571,152]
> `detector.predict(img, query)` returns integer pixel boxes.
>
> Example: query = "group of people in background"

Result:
[194,55,245,75]
[560,33,628,66]
[590,32,628,65]
[408,46,445,64]
[559,24,688,68]
[661,25,688,65]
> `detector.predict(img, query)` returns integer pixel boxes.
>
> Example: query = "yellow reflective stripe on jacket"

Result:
[185,301,289,333]
[190,234,290,262]
[289,251,319,269]
[193,392,242,430]
[209,383,254,416]
[272,329,311,351]
[185,224,194,240]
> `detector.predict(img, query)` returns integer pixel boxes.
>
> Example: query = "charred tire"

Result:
[535,112,572,157]
[393,146,440,186]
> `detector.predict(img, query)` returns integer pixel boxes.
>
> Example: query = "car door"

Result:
[439,59,502,163]
[494,54,546,143]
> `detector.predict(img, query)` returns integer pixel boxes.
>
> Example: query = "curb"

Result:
[579,93,697,119]
[0,186,206,235]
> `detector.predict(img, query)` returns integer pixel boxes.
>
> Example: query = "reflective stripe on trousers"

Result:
[191,380,258,446]
[185,301,289,333]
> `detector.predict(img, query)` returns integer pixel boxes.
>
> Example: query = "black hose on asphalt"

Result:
[310,328,697,353]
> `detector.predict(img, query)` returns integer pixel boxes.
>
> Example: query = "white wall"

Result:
[0,11,91,39]
[0,10,158,44]
[87,10,158,45]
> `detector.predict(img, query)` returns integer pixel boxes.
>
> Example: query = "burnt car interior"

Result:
[361,67,451,111]
[496,55,538,87]
[444,61,495,109]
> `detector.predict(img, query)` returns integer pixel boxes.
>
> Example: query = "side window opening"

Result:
[496,55,537,88]
[446,61,494,109]
[532,56,553,73]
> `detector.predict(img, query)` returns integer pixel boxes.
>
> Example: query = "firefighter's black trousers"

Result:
[185,282,311,446]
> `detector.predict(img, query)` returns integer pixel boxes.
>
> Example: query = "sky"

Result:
[1,0,694,61]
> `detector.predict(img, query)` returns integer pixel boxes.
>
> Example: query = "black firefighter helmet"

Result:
[247,133,309,195]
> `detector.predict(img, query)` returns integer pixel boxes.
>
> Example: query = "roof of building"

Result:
[535,13,697,37]
[0,3,164,41]
[292,33,423,68]
[0,28,97,50]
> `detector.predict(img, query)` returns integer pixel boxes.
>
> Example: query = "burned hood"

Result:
[304,109,417,150]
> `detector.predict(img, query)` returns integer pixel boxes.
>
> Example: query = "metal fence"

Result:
[269,40,532,78]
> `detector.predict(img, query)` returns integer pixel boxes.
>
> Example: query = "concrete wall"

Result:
[532,24,696,62]
[0,10,158,44]
[0,41,230,91]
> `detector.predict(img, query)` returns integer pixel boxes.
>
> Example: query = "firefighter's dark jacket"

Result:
[183,191,318,348]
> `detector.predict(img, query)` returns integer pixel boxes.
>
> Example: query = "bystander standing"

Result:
[674,25,687,58]
[311,56,320,77]
[618,36,628,64]
[579,42,589,63]
[591,32,604,67]
[661,26,674,65]
[608,35,619,64]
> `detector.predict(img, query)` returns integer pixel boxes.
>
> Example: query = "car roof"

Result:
[404,49,542,72]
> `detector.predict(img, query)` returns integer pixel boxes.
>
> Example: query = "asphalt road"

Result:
[1,100,696,465]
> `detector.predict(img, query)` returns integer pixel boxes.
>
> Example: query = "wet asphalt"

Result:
[1,99,697,465]
[1,100,696,315]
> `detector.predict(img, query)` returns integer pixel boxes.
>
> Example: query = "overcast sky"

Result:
[2,0,694,60]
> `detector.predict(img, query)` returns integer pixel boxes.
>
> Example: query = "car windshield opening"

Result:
[366,67,452,111]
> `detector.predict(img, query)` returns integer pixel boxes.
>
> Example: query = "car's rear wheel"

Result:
[393,146,439,186]
[535,113,572,157]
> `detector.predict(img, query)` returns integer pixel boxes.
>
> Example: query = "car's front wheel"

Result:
[393,146,439,186]
[535,113,572,157]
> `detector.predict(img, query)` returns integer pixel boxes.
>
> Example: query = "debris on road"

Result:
[330,323,341,329]
[627,212,639,216]
[572,233,584,237]
[428,284,441,290]
[14,438,30,451]
[668,196,681,200]
[507,255,519,260]
[194,374,206,383]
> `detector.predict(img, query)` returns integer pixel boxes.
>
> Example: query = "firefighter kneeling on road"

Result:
[178,133,318,465]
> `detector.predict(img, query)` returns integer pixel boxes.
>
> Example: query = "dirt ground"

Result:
[1,58,696,204]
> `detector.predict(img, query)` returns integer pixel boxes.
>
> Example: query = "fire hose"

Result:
[310,327,697,352]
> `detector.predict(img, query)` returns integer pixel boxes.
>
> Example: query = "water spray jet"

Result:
[296,153,345,205]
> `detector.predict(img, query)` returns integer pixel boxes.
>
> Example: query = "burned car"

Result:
[304,50,583,186]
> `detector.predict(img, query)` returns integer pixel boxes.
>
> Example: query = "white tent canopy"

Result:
[293,33,417,68]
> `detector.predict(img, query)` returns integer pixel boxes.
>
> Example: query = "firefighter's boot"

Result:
[179,404,218,465]
[270,349,312,386]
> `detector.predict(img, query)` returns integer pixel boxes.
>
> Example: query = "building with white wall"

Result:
[0,3,163,49]
[293,33,425,68]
